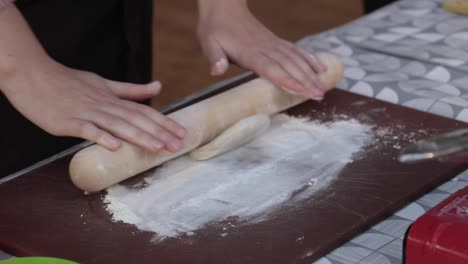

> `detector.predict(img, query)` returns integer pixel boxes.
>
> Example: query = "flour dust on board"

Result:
[104,114,373,240]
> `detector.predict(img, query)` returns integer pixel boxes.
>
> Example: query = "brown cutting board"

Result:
[0,89,467,264]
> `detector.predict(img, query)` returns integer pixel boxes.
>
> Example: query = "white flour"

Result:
[104,114,373,239]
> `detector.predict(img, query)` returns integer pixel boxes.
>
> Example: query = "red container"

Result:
[405,186,468,264]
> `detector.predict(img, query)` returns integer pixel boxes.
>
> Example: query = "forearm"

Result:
[198,0,248,19]
[0,0,14,10]
[0,5,51,93]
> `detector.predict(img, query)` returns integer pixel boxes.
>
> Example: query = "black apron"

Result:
[363,0,397,13]
[0,0,152,177]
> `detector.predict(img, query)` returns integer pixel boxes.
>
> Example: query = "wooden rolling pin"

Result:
[69,53,344,192]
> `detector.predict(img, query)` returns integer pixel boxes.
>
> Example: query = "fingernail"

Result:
[307,85,324,98]
[311,91,324,99]
[148,81,161,92]
[289,86,305,95]
[211,58,229,75]
[167,140,182,152]
[307,90,324,101]
[152,140,164,151]
[105,137,121,150]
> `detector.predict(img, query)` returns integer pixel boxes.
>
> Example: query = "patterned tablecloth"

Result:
[2,0,468,263]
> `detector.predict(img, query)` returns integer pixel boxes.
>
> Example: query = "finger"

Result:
[277,45,327,92]
[261,51,325,99]
[103,104,183,152]
[286,43,326,72]
[106,80,162,101]
[288,43,327,73]
[68,119,122,151]
[200,37,229,75]
[126,102,186,139]
[292,47,329,92]
[92,111,169,152]
[252,54,323,99]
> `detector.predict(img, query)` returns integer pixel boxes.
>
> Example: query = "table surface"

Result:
[1,89,467,264]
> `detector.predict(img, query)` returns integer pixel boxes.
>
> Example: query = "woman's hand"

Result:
[197,0,328,99]
[1,60,186,153]
[0,5,185,153]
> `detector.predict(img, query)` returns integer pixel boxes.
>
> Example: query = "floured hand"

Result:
[197,0,328,100]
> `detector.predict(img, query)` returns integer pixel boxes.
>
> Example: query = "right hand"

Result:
[0,59,186,153]
[197,0,328,99]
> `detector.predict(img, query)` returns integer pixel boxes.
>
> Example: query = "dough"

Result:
[189,114,271,160]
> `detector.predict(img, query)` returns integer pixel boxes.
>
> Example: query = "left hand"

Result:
[197,0,328,100]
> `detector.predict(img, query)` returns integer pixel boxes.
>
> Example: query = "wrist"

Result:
[0,53,57,95]
[198,0,248,20]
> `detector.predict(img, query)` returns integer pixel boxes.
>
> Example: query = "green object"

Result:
[0,257,78,264]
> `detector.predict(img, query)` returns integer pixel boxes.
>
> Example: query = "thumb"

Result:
[201,38,229,76]
[107,80,162,101]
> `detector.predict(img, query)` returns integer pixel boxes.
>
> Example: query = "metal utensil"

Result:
[399,128,468,163]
